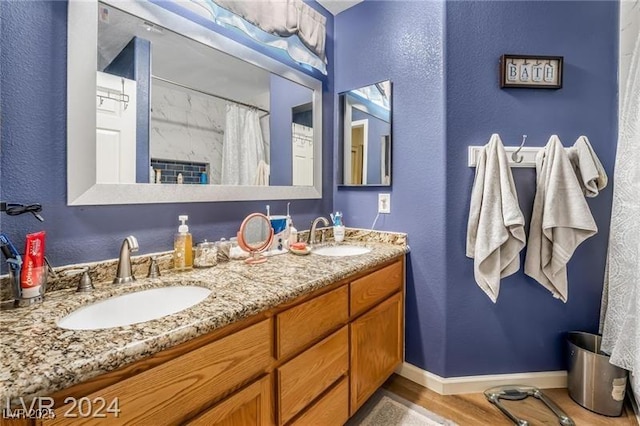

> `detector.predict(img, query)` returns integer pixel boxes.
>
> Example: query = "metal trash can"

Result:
[567,331,628,416]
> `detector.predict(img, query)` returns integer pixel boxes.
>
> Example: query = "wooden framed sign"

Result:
[500,55,563,89]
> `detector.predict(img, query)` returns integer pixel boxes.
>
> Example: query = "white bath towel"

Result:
[466,134,526,303]
[567,135,608,197]
[524,135,598,302]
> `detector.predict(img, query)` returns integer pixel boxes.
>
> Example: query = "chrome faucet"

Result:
[113,236,139,284]
[307,216,330,245]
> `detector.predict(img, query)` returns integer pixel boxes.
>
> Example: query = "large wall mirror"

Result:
[67,0,322,205]
[338,81,392,186]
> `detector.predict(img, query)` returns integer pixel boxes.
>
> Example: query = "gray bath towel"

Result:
[467,134,526,302]
[524,135,598,302]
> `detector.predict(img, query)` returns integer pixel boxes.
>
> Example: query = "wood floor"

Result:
[382,374,638,425]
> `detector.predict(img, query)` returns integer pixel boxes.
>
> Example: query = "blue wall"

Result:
[335,0,618,377]
[0,0,333,268]
[335,0,449,375]
[103,36,151,184]
[444,1,618,376]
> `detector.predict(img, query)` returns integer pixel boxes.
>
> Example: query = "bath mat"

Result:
[348,389,458,426]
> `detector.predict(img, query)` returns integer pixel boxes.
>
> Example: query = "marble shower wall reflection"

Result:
[150,82,271,185]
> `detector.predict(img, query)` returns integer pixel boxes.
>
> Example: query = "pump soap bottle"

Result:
[173,215,193,270]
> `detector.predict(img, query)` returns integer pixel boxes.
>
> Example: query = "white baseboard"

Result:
[396,362,567,395]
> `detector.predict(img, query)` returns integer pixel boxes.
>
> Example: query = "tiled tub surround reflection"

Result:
[151,159,208,184]
[0,229,407,404]
[150,82,226,185]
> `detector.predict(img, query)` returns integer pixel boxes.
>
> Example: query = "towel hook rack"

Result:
[512,135,527,163]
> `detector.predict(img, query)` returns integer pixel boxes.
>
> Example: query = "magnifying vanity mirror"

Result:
[338,80,392,186]
[237,213,274,264]
[67,0,322,205]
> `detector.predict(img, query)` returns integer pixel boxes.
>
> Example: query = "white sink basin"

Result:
[57,286,212,330]
[313,245,372,257]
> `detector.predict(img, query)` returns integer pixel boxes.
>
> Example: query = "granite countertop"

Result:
[0,229,407,405]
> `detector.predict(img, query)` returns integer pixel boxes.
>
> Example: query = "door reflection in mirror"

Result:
[96,71,137,184]
[292,101,314,186]
[339,80,392,186]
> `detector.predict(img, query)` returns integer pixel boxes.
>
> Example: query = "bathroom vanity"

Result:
[1,232,407,426]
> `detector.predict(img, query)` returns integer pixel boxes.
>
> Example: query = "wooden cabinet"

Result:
[290,377,349,426]
[185,375,272,426]
[277,327,349,425]
[350,292,403,414]
[276,286,348,359]
[36,256,404,426]
[42,319,272,425]
[350,260,403,317]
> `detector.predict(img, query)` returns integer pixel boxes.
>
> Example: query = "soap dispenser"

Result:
[173,215,193,270]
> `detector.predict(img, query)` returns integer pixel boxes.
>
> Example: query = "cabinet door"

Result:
[350,293,403,414]
[186,375,272,426]
[41,319,272,425]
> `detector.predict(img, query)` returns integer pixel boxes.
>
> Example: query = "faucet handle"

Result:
[44,256,58,279]
[147,257,161,278]
[65,267,94,293]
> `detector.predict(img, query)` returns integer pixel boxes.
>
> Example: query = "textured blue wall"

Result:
[444,1,618,376]
[0,1,333,268]
[336,0,618,377]
[335,0,448,375]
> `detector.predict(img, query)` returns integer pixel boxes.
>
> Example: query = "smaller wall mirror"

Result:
[338,80,392,186]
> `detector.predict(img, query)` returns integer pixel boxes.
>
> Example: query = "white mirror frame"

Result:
[67,0,322,206]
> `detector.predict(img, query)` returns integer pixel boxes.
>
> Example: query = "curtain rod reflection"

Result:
[151,75,270,118]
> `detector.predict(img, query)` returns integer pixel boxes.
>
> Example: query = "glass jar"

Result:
[216,238,230,262]
[194,240,217,268]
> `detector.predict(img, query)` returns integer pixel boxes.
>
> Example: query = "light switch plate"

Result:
[378,193,391,214]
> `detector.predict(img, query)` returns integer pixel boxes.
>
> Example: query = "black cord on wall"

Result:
[0,202,44,222]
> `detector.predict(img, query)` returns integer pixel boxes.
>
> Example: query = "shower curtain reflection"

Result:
[221,104,269,185]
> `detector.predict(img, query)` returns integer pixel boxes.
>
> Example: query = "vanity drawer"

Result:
[289,376,349,426]
[184,375,272,426]
[277,326,348,425]
[42,319,272,425]
[350,260,403,317]
[276,285,348,359]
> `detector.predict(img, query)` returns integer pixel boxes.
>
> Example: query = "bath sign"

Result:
[500,55,563,89]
